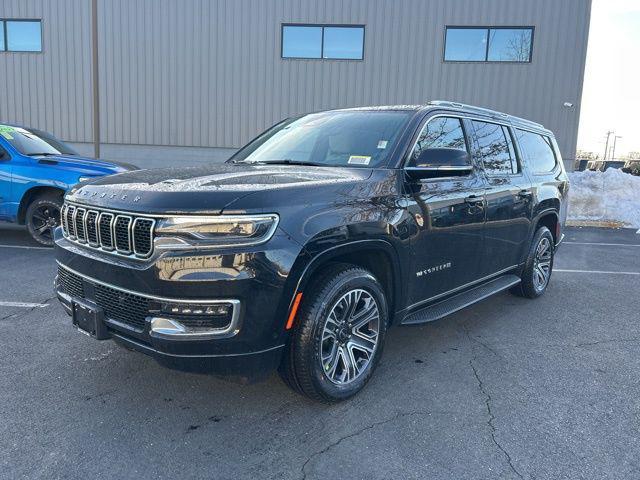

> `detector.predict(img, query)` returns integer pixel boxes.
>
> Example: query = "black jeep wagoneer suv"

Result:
[55,101,568,402]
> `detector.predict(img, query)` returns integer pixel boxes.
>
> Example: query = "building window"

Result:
[444,27,533,63]
[1,19,42,52]
[282,24,364,60]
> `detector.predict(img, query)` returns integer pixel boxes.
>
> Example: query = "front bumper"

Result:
[54,228,303,378]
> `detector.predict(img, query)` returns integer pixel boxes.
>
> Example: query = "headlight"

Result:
[154,214,279,248]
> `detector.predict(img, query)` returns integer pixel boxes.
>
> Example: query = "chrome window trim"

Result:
[404,112,556,170]
[56,262,241,338]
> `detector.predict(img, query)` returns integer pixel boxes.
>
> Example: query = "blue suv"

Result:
[0,124,136,245]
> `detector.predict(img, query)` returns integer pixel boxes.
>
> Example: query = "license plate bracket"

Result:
[72,299,109,340]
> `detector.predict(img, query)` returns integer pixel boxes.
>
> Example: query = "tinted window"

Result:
[231,111,412,168]
[444,28,487,61]
[6,20,42,52]
[282,25,364,60]
[445,27,533,63]
[282,26,322,58]
[409,117,468,166]
[0,21,4,51]
[472,121,515,175]
[323,27,364,59]
[487,29,533,62]
[515,129,557,172]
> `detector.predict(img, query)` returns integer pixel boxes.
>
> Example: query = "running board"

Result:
[401,274,521,325]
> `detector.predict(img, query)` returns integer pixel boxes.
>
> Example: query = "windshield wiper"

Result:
[243,159,327,167]
[28,152,58,157]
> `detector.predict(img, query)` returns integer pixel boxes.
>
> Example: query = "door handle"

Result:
[464,195,484,205]
[517,189,533,198]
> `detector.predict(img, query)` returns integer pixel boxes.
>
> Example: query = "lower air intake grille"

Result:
[93,283,150,330]
[57,266,85,299]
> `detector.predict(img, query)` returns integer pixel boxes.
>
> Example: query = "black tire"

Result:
[511,226,554,299]
[25,192,63,246]
[279,263,388,403]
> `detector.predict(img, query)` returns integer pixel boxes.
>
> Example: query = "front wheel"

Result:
[279,264,388,403]
[25,193,63,246]
[511,226,555,299]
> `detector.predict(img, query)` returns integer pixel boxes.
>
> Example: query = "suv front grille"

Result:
[61,203,155,259]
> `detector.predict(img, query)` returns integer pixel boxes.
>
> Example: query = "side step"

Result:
[401,274,521,325]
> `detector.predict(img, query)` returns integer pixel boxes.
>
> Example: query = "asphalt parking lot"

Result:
[1,225,639,479]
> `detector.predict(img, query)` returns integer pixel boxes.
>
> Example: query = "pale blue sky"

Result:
[577,0,640,156]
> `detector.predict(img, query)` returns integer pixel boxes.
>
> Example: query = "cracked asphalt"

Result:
[1,224,639,479]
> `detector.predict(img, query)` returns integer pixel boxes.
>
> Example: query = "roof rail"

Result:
[427,100,546,130]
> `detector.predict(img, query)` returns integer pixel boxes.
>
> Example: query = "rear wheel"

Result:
[279,264,388,403]
[25,193,63,246]
[511,226,554,298]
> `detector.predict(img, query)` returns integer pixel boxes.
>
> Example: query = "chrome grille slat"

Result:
[75,208,87,243]
[66,205,76,238]
[61,202,155,259]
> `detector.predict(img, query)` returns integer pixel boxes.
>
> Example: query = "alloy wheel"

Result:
[320,288,380,385]
[532,236,552,292]
[30,204,60,244]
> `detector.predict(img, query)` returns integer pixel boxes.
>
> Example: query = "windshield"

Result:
[230,110,413,168]
[0,124,76,156]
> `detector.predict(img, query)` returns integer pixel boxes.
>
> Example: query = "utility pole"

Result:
[603,131,614,161]
[612,136,622,161]
[91,0,100,159]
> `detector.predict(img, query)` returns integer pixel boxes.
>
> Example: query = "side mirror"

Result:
[406,148,473,180]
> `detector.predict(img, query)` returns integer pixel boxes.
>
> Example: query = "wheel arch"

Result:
[286,239,404,327]
[17,186,65,224]
[532,208,560,244]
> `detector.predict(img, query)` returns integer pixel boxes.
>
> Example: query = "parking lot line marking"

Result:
[0,244,51,250]
[564,242,640,247]
[555,269,640,276]
[0,301,49,308]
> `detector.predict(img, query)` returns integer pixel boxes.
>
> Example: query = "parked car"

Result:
[0,124,136,245]
[54,101,568,402]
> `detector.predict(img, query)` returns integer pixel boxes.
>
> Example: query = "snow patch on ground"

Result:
[568,169,640,228]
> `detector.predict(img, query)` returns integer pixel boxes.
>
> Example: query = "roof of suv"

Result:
[336,101,552,136]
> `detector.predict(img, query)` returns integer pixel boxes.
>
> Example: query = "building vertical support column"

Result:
[91,0,100,158]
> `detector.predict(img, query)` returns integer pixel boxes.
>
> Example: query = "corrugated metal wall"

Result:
[0,0,93,143]
[1,0,591,160]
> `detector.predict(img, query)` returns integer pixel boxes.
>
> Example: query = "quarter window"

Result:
[1,20,42,52]
[515,130,557,173]
[472,121,517,175]
[409,117,468,166]
[282,24,364,60]
[444,27,533,63]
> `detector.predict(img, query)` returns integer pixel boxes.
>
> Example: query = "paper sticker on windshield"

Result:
[348,155,371,165]
[0,126,15,140]
[377,140,388,149]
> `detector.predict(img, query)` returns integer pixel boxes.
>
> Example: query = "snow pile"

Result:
[568,169,640,228]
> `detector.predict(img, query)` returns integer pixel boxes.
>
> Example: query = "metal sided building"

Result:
[0,0,592,169]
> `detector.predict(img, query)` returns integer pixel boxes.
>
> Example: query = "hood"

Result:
[34,154,137,175]
[65,163,373,214]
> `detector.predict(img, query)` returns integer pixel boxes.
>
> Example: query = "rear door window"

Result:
[471,120,516,175]
[515,129,557,173]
